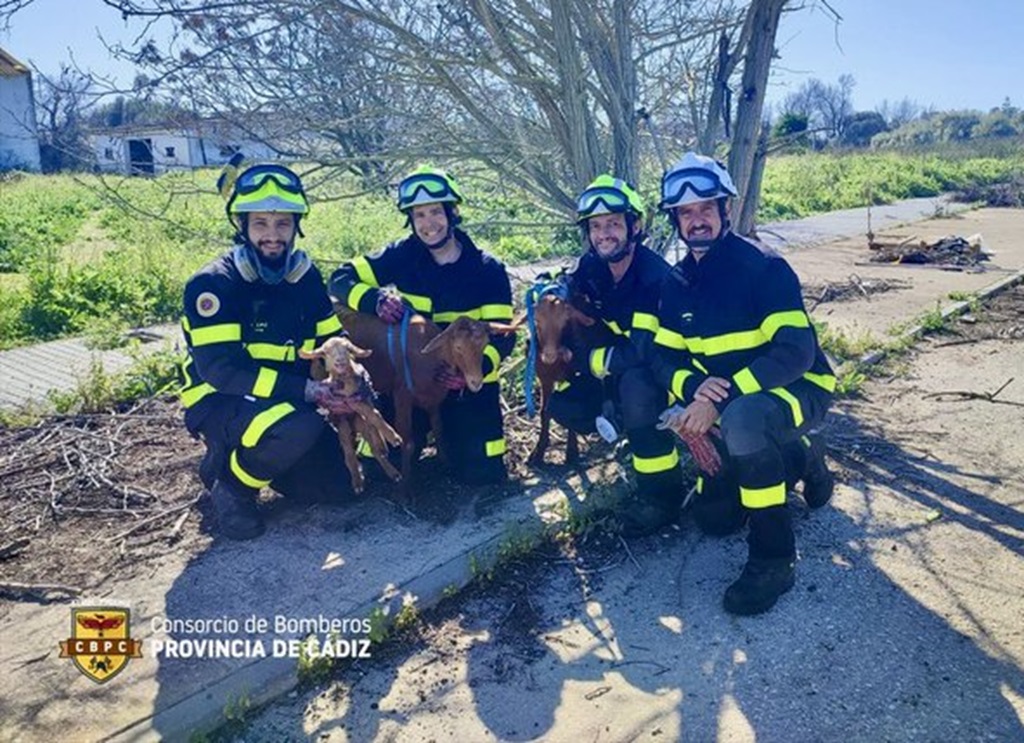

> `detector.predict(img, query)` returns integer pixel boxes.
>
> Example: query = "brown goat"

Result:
[299,336,402,494]
[521,294,594,466]
[338,308,516,502]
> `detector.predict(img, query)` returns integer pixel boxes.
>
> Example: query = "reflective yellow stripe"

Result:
[433,310,474,323]
[589,347,608,378]
[402,292,432,313]
[301,338,317,353]
[480,303,514,321]
[348,282,372,311]
[671,368,693,399]
[693,358,710,374]
[696,476,704,495]
[351,256,379,287]
[761,309,810,340]
[632,312,659,333]
[740,482,786,509]
[632,448,680,474]
[482,344,501,384]
[230,450,270,488]
[485,438,507,457]
[801,435,812,448]
[252,367,279,398]
[316,314,342,337]
[691,328,765,356]
[356,438,373,457]
[733,367,761,394]
[770,387,804,427]
[804,371,837,393]
[241,402,295,448]
[246,343,296,362]
[654,326,687,350]
[181,382,216,408]
[604,319,626,336]
[190,323,242,346]
[554,379,571,392]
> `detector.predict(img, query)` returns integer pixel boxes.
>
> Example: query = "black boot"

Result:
[801,435,834,509]
[209,479,265,540]
[615,491,680,537]
[723,557,795,616]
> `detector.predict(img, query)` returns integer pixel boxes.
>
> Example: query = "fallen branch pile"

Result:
[0,397,207,597]
[869,234,991,267]
[804,274,910,310]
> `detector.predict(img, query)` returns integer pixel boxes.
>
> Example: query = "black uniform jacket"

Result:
[328,229,514,380]
[564,244,670,379]
[652,231,835,418]
[180,252,342,430]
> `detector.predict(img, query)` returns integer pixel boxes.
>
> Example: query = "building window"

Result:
[165,146,176,157]
[104,148,115,160]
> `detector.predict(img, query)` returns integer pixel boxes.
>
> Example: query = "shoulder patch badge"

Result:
[196,292,221,318]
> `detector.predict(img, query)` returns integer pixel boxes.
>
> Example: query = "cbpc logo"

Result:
[58,607,143,683]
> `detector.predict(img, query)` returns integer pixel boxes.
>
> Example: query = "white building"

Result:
[0,46,42,172]
[89,120,279,175]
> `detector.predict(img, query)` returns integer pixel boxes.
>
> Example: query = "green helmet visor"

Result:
[397,173,459,211]
[577,187,634,220]
[229,165,309,214]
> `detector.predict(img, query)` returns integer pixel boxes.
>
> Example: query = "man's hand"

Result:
[435,363,467,391]
[674,398,718,437]
[305,380,366,416]
[376,293,406,324]
[694,376,731,405]
[657,404,723,476]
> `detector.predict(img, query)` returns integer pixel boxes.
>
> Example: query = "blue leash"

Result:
[524,279,569,418]
[387,307,415,391]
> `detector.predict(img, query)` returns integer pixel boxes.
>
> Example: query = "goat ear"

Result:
[568,306,595,326]
[344,340,373,358]
[420,332,446,355]
[487,322,518,336]
[298,347,324,359]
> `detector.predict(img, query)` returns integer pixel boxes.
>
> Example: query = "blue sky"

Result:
[3,0,1021,113]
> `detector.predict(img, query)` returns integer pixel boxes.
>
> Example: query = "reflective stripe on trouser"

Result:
[198,398,352,501]
[441,381,507,480]
[718,389,832,560]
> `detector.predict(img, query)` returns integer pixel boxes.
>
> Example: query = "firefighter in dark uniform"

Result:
[181,162,360,540]
[328,166,514,485]
[652,152,836,615]
[544,175,683,535]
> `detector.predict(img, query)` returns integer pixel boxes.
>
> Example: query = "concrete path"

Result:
[0,324,179,410]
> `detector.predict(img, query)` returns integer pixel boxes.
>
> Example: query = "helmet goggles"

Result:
[659,168,733,209]
[397,173,460,211]
[234,165,305,195]
[577,187,634,220]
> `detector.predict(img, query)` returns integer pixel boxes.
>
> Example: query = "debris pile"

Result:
[804,274,910,310]
[869,234,991,267]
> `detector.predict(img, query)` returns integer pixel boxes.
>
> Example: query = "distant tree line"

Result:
[771,74,1023,151]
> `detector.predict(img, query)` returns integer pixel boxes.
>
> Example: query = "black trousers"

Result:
[692,382,833,560]
[547,367,682,503]
[193,397,352,502]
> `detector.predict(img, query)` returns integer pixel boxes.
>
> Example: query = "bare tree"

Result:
[33,64,98,172]
[875,97,922,129]
[781,73,854,140]
[5,0,810,231]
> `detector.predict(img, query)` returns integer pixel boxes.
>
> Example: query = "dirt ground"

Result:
[232,285,1024,742]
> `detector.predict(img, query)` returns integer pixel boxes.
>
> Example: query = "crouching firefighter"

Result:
[543,175,683,535]
[180,158,363,540]
[652,152,836,615]
[328,165,514,485]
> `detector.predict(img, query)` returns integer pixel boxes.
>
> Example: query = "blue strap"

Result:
[385,307,415,392]
[524,279,569,418]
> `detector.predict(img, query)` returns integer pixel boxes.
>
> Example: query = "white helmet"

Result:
[659,152,737,211]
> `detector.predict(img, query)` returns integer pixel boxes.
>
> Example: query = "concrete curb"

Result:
[859,265,1024,366]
